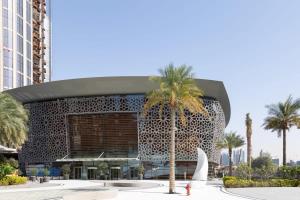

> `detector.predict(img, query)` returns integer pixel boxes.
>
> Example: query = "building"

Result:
[32,0,51,83]
[220,149,245,167]
[0,0,51,91]
[220,152,229,166]
[287,160,296,167]
[233,149,245,165]
[7,77,230,180]
[259,150,271,158]
[272,158,280,166]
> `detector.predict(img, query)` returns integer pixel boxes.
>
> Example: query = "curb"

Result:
[219,186,266,200]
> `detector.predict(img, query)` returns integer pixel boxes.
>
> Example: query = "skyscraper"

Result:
[220,149,245,166]
[0,0,51,91]
[220,152,229,166]
[32,0,51,83]
[272,158,280,166]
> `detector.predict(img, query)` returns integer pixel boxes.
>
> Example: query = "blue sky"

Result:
[52,0,300,162]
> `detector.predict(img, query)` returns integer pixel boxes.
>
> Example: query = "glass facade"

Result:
[25,0,32,85]
[1,0,33,90]
[2,0,13,90]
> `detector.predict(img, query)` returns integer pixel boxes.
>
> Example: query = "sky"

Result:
[51,0,300,163]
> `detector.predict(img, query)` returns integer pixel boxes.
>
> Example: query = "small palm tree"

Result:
[144,64,207,194]
[217,132,245,176]
[263,96,300,166]
[245,113,252,168]
[0,93,28,148]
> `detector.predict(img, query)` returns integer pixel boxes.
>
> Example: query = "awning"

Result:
[0,145,17,153]
[55,153,139,162]
[56,157,139,162]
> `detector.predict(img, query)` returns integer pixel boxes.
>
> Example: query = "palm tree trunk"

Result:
[247,135,252,168]
[283,129,287,166]
[229,148,233,176]
[169,108,176,194]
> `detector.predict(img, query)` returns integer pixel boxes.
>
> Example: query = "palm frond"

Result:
[263,95,300,135]
[144,64,207,125]
[0,93,28,148]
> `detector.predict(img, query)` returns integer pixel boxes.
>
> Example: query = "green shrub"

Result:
[61,164,71,175]
[44,168,50,176]
[0,178,9,186]
[254,165,276,180]
[97,162,109,176]
[223,176,237,184]
[30,168,37,176]
[6,158,18,169]
[235,164,252,179]
[0,164,14,179]
[278,166,300,179]
[252,156,273,169]
[137,164,145,175]
[0,176,27,186]
[223,178,300,188]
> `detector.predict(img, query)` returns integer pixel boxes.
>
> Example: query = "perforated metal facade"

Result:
[18,94,225,165]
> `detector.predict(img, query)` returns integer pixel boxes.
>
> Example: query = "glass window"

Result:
[17,16,23,35]
[17,35,23,53]
[3,29,13,48]
[3,68,13,88]
[2,9,8,28]
[17,0,23,16]
[27,60,31,77]
[17,54,24,72]
[3,49,13,68]
[2,9,12,29]
[26,24,31,41]
[16,73,24,87]
[26,1,31,23]
[26,42,31,59]
[2,0,8,8]
[26,78,31,85]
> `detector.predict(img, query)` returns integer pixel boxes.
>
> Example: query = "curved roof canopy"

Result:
[5,76,231,125]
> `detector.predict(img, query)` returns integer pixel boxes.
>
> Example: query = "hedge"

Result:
[0,176,27,186]
[223,176,300,188]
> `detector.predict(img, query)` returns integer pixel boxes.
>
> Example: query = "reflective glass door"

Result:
[74,167,82,179]
[110,167,120,180]
[88,168,96,180]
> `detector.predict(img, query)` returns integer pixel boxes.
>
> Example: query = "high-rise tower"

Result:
[0,0,51,91]
[32,0,51,84]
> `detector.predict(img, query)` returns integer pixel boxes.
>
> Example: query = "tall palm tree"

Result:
[217,132,245,176]
[263,96,300,166]
[245,113,252,168]
[144,64,207,194]
[0,93,28,148]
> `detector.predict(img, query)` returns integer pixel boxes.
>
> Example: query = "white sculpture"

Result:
[191,148,208,187]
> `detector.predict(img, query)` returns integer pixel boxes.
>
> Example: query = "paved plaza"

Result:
[227,187,300,200]
[1,180,299,200]
[0,180,249,200]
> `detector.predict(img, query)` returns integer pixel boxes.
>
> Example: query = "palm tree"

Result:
[245,113,252,168]
[144,64,207,194]
[0,93,28,148]
[263,96,300,166]
[217,132,245,176]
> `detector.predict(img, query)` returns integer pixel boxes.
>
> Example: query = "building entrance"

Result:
[88,167,97,180]
[74,167,82,179]
[110,167,120,180]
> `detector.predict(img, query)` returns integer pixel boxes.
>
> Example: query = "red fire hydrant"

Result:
[185,183,191,196]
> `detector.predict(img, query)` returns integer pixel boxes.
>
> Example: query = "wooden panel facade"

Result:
[67,113,138,158]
